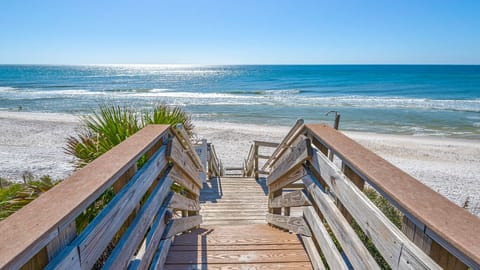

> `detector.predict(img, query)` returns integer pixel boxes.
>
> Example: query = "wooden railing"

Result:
[243,141,279,179]
[266,123,480,270]
[0,124,206,270]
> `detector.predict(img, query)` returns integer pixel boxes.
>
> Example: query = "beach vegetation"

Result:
[65,104,193,169]
[0,174,58,221]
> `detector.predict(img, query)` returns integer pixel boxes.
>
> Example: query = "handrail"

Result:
[243,140,279,179]
[173,124,205,173]
[264,122,480,270]
[305,124,480,269]
[0,125,206,270]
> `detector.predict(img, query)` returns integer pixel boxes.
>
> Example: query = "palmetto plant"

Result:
[0,175,57,221]
[66,104,193,168]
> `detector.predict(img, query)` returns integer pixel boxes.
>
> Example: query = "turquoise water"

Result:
[0,65,479,138]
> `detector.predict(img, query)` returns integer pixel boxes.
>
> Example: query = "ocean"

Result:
[0,64,479,139]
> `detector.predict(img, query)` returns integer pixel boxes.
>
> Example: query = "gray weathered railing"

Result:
[266,123,480,270]
[0,124,206,270]
[243,140,279,179]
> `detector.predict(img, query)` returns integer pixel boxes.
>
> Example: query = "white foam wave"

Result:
[2,87,479,113]
[0,86,16,92]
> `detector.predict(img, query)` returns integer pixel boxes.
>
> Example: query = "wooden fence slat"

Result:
[309,149,441,270]
[173,124,205,173]
[269,189,311,208]
[167,138,202,187]
[133,196,174,270]
[301,235,326,270]
[163,216,203,239]
[169,192,201,212]
[46,146,168,270]
[267,135,312,186]
[302,173,380,270]
[253,140,280,148]
[46,221,77,261]
[263,119,305,171]
[268,165,306,193]
[266,214,311,236]
[169,166,201,196]
[303,206,349,270]
[148,237,173,270]
[103,170,174,270]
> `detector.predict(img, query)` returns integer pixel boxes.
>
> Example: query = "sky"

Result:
[0,0,479,65]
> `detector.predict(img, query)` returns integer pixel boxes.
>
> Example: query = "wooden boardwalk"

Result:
[164,177,313,269]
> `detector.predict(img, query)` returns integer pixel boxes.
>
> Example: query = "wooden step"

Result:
[165,224,312,269]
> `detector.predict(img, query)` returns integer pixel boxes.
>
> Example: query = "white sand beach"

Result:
[1,112,479,215]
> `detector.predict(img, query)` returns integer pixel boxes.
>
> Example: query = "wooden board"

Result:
[0,125,170,270]
[303,206,349,270]
[167,137,202,187]
[165,262,313,270]
[267,135,312,186]
[302,174,380,270]
[169,244,304,251]
[268,165,306,193]
[308,149,441,269]
[301,235,326,270]
[269,189,311,208]
[163,216,203,239]
[165,249,310,264]
[170,192,201,212]
[169,166,201,196]
[306,124,480,267]
[266,214,311,236]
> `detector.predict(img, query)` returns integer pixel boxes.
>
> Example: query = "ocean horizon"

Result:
[1,64,479,139]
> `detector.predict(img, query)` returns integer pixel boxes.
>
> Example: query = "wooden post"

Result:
[254,143,259,180]
[326,111,340,161]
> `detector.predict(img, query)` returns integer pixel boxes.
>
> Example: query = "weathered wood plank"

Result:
[269,189,311,208]
[173,124,205,173]
[135,206,174,270]
[167,137,202,187]
[165,249,310,264]
[163,216,203,239]
[148,237,172,270]
[0,125,170,270]
[169,244,305,251]
[169,165,201,196]
[309,149,441,269]
[301,235,326,270]
[266,214,311,236]
[269,165,306,193]
[302,173,380,270]
[306,124,480,268]
[102,171,174,270]
[267,135,312,187]
[254,140,280,148]
[263,119,305,171]
[46,221,76,261]
[46,146,169,270]
[303,206,349,270]
[169,192,200,212]
[164,262,313,270]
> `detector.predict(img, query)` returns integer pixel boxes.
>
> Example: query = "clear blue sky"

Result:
[0,0,479,64]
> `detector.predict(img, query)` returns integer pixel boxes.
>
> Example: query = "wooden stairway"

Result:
[164,177,313,269]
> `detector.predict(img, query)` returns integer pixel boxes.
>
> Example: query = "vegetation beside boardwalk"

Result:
[1,104,193,225]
